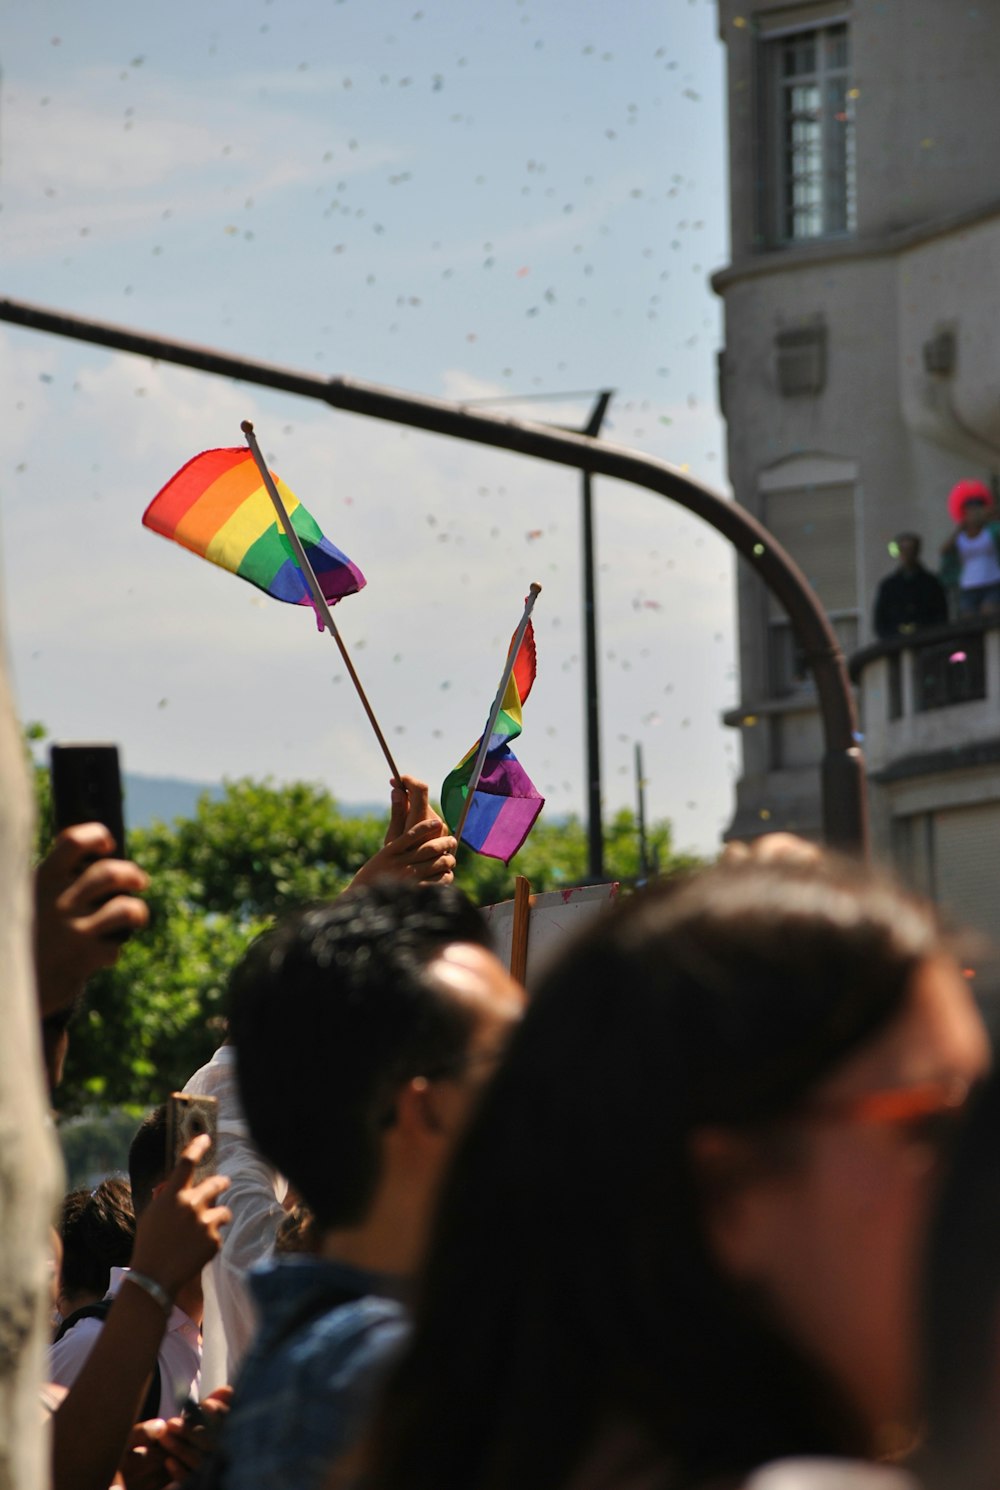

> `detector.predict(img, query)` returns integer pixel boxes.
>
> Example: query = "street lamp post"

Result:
[0,296,869,854]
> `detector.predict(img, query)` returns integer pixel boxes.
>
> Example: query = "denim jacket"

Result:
[219,1255,410,1490]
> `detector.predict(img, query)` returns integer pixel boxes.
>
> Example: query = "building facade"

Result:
[713,0,1000,931]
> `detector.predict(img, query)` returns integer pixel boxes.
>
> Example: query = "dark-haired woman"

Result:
[367,853,988,1490]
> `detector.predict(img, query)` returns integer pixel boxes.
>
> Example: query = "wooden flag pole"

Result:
[240,419,402,784]
[455,583,542,846]
[510,874,532,984]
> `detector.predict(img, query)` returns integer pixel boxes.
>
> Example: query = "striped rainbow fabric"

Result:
[143,448,365,607]
[441,622,544,864]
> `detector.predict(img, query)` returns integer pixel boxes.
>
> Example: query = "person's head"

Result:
[58,1178,135,1311]
[952,480,995,534]
[370,854,988,1490]
[895,532,922,570]
[228,881,524,1250]
[128,1105,168,1217]
[274,1203,319,1256]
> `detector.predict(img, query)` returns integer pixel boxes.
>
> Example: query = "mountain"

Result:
[123,773,384,829]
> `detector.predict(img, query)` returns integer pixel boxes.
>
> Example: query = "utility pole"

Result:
[462,385,615,883]
[635,741,649,882]
[580,391,614,881]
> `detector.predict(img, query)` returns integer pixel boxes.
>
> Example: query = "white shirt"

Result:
[48,1267,201,1417]
[956,528,1000,589]
[183,1044,287,1392]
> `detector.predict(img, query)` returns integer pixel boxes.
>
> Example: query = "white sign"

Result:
[482,882,619,983]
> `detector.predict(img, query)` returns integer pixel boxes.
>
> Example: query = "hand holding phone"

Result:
[167,1094,219,1186]
[34,824,150,1016]
[47,742,139,947]
[50,743,127,858]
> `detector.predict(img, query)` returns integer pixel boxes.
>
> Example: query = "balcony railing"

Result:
[849,616,1000,777]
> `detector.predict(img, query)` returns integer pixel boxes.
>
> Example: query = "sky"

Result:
[0,0,738,857]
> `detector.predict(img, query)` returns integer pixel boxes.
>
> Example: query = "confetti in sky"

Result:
[2,0,737,854]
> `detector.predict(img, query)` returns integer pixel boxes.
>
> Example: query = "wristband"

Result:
[123,1270,173,1315]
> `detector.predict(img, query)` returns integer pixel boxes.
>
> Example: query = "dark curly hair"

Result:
[59,1178,135,1303]
[228,880,491,1230]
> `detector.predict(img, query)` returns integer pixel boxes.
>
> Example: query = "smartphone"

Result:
[50,743,127,859]
[179,1394,222,1449]
[166,1093,218,1185]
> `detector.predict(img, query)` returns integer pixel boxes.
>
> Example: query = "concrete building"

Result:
[713,0,1000,931]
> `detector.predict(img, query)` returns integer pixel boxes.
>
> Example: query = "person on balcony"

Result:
[940,481,1000,617]
[873,533,948,639]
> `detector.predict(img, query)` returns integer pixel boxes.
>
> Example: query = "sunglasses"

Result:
[803,1078,975,1150]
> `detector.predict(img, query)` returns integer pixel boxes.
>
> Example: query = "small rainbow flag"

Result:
[143,448,365,608]
[441,622,544,863]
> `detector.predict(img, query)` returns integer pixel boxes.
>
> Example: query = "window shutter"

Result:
[933,804,1000,937]
[763,483,857,617]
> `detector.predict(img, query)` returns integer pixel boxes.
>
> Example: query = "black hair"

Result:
[228,880,491,1230]
[920,1070,1000,1490]
[59,1179,135,1302]
[128,1105,168,1217]
[370,855,943,1490]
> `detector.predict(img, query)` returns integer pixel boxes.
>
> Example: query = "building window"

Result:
[768,612,858,697]
[765,21,856,243]
[761,480,858,698]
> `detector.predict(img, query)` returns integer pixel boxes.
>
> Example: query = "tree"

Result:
[29,733,699,1114]
[453,806,700,905]
[49,777,391,1115]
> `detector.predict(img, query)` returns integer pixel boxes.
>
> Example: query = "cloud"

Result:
[1,75,402,262]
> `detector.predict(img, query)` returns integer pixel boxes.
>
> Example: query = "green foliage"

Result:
[42,770,390,1117]
[454,806,701,905]
[26,721,52,856]
[29,724,698,1116]
[59,1107,141,1189]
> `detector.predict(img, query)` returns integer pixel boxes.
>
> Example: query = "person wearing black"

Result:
[873,533,948,639]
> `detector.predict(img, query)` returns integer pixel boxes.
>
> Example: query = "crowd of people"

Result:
[26,757,1000,1490]
[873,478,1000,639]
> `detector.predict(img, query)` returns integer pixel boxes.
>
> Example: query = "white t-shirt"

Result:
[48,1267,201,1417]
[183,1044,287,1392]
[956,528,1000,590]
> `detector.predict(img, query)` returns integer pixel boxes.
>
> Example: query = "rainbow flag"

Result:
[143,448,365,608]
[441,622,544,863]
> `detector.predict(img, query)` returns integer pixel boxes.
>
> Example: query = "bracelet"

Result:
[123,1270,173,1315]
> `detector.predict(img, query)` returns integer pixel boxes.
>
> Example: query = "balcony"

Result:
[849,616,1000,781]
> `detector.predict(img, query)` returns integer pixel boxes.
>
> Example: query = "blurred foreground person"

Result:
[368,854,988,1490]
[919,1066,1000,1490]
[210,880,523,1490]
